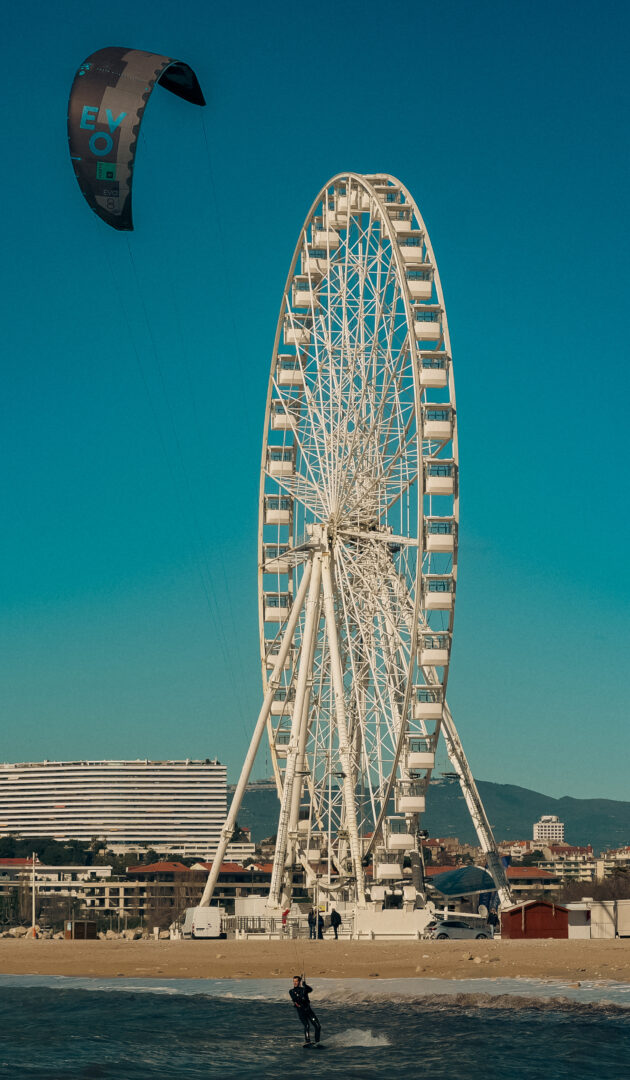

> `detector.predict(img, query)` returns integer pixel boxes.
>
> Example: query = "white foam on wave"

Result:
[327,1027,390,1047]
[0,974,628,1009]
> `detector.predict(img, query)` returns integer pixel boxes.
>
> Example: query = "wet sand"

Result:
[0,938,628,982]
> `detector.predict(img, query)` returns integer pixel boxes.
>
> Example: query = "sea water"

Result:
[0,975,628,1079]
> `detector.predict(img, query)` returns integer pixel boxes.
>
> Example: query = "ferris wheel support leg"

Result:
[321,553,366,906]
[268,553,323,909]
[439,703,512,908]
[287,593,323,868]
[198,561,313,909]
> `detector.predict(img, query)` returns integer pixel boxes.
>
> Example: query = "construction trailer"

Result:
[566,899,630,939]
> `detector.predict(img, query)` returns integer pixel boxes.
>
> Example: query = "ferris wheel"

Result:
[200,173,510,912]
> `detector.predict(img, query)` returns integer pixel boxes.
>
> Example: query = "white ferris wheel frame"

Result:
[200,173,511,911]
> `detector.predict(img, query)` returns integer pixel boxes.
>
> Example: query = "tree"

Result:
[231,822,249,843]
[517,850,545,867]
[558,868,630,904]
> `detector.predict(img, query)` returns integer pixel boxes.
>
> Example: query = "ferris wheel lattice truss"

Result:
[200,173,511,913]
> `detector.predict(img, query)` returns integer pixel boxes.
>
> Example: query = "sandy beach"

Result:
[0,938,628,983]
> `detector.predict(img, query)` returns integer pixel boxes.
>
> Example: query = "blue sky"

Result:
[1,0,628,801]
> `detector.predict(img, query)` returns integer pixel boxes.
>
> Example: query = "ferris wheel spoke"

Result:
[333,546,402,781]
[330,219,406,513]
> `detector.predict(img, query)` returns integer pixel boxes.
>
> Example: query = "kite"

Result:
[68,46,205,230]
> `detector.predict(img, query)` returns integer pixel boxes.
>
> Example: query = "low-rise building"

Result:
[497,840,536,860]
[537,844,596,882]
[505,866,561,899]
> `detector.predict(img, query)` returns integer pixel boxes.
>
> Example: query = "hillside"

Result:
[230,779,630,853]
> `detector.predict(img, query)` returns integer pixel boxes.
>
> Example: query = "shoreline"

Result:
[0,938,628,983]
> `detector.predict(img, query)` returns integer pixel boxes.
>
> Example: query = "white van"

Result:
[181,905,225,939]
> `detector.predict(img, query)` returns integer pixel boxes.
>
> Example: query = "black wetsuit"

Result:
[289,982,321,1043]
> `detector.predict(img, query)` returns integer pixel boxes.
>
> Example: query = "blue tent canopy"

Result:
[429,866,496,897]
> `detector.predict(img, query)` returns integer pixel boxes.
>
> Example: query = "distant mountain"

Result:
[229,779,630,853]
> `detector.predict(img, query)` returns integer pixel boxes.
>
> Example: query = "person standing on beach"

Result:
[307,908,316,939]
[289,975,322,1046]
[317,913,324,939]
[330,907,341,939]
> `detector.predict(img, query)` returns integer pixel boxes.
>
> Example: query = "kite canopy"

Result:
[429,866,496,897]
[67,46,205,230]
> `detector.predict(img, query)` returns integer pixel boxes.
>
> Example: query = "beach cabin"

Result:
[501,900,568,939]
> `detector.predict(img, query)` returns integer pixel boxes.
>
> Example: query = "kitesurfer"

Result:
[289,975,321,1046]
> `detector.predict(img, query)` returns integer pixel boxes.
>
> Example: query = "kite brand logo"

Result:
[80,106,127,156]
[96,162,117,181]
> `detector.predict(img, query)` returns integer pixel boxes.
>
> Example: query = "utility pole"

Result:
[31,853,36,938]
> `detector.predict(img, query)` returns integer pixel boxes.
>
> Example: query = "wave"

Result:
[0,974,628,1013]
[327,1027,390,1047]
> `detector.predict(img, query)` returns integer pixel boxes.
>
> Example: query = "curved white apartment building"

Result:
[0,759,227,857]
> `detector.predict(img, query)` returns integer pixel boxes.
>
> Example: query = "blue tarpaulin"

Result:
[428,865,496,896]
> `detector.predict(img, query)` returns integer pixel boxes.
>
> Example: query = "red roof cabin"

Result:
[501,900,568,939]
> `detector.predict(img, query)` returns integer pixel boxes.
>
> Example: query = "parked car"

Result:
[426,918,493,940]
